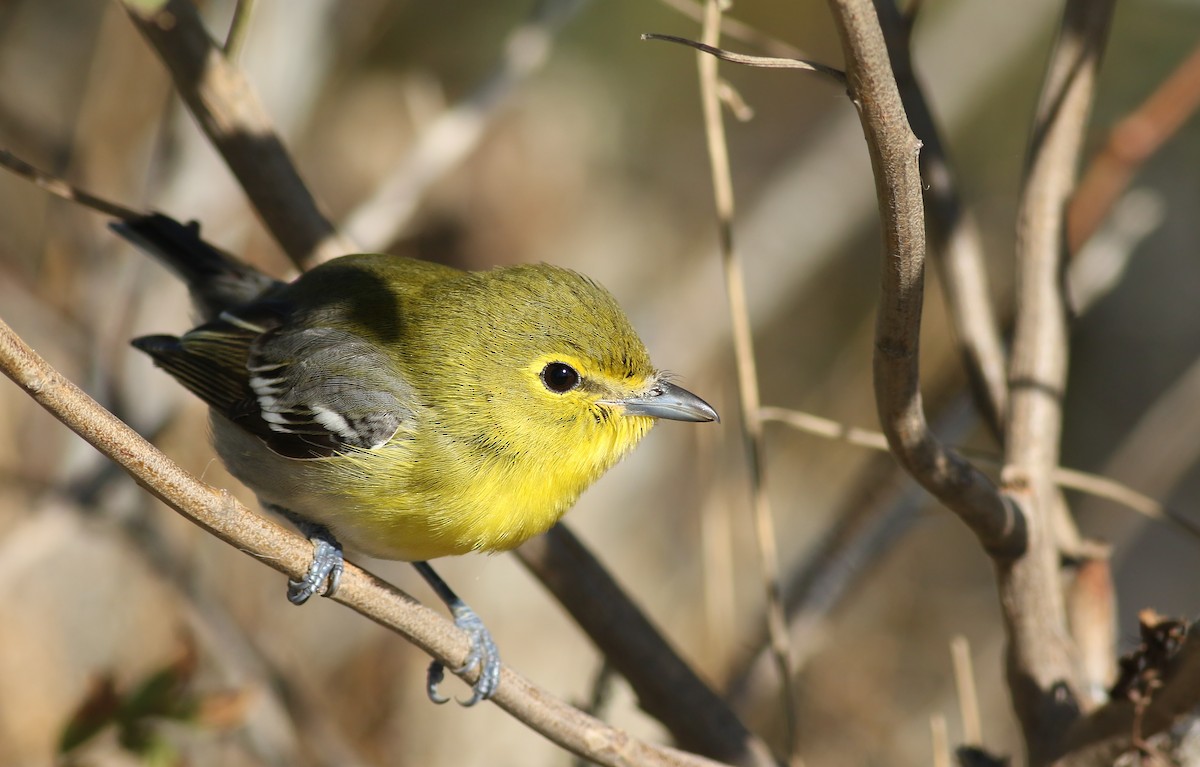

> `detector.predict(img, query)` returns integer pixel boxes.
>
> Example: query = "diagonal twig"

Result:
[643,33,846,85]
[0,146,774,767]
[0,313,731,767]
[517,527,778,767]
[121,0,355,268]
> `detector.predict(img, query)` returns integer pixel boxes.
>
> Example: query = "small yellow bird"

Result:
[116,214,717,704]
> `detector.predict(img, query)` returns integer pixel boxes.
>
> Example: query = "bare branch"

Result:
[823,0,1019,555]
[873,0,1008,438]
[121,0,355,268]
[1000,2,1116,761]
[517,527,779,767]
[642,33,846,85]
[654,0,809,60]
[0,315,730,767]
[223,0,256,61]
[951,636,984,746]
[0,149,143,220]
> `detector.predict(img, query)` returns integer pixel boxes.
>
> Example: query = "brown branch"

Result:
[121,0,355,268]
[823,0,1019,555]
[873,0,1008,438]
[642,33,846,85]
[0,313,732,767]
[1000,2,1115,762]
[1069,43,1200,254]
[517,527,778,767]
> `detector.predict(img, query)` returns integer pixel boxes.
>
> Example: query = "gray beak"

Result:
[609,380,719,423]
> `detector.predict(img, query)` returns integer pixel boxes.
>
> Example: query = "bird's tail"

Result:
[111,213,283,321]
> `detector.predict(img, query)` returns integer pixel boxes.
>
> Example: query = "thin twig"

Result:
[121,0,355,268]
[0,315,730,767]
[757,406,1200,541]
[931,714,950,767]
[695,0,799,758]
[1066,557,1117,708]
[950,636,983,746]
[643,34,846,86]
[223,0,256,61]
[0,149,143,220]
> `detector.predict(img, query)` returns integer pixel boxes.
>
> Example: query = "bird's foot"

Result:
[427,600,501,706]
[287,529,344,605]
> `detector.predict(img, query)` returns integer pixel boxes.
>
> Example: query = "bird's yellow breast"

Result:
[287,409,654,562]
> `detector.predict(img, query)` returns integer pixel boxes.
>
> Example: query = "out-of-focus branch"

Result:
[1056,620,1200,766]
[223,0,255,60]
[517,527,778,767]
[874,0,1008,438]
[1069,43,1200,254]
[0,149,142,220]
[823,0,1018,555]
[343,0,589,251]
[0,315,730,767]
[1000,2,1115,763]
[121,0,355,268]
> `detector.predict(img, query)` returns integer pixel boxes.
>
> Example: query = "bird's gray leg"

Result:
[413,561,500,706]
[265,504,344,605]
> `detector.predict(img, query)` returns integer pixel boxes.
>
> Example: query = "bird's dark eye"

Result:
[541,362,580,393]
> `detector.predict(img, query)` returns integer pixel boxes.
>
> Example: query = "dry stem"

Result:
[696,0,798,757]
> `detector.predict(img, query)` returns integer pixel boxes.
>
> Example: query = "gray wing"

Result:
[246,324,418,457]
[135,302,418,460]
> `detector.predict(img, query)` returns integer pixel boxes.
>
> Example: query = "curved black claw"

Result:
[426,601,501,706]
[287,533,344,605]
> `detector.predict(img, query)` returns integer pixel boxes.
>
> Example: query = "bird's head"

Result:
[419,264,717,485]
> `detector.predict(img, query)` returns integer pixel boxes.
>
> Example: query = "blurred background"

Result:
[1,0,1199,764]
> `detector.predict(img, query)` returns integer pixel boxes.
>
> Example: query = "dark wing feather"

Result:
[135,302,416,459]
